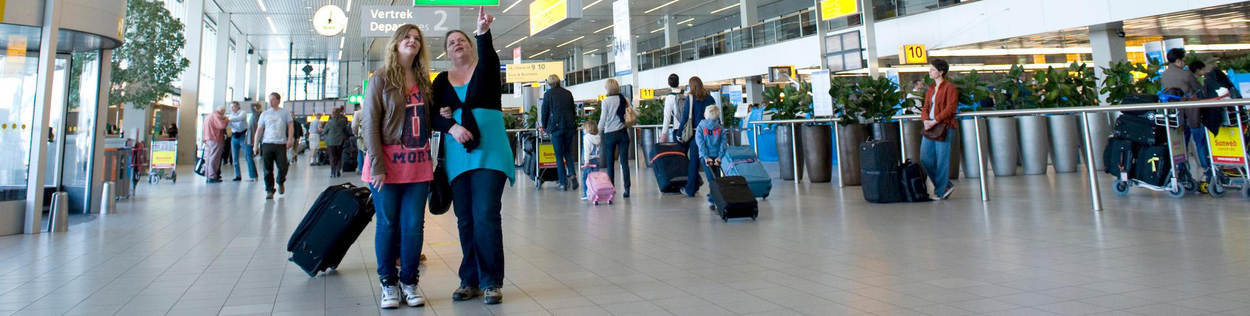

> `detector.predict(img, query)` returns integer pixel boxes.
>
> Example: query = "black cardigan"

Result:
[431,31,501,151]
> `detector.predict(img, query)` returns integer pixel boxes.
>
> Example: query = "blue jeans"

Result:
[920,128,954,195]
[452,169,507,289]
[701,158,716,204]
[357,149,364,172]
[685,143,703,196]
[230,135,257,179]
[601,130,631,192]
[370,182,430,285]
[1185,127,1211,172]
[551,130,576,186]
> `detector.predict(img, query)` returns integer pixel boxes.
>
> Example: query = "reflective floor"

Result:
[2,157,1250,316]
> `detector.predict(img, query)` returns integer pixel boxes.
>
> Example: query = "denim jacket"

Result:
[694,119,728,160]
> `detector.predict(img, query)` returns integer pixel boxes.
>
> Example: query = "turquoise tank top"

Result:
[444,83,515,183]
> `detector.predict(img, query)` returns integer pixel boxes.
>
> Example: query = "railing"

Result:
[637,9,818,71]
[564,63,616,87]
[750,98,1250,211]
[871,0,979,21]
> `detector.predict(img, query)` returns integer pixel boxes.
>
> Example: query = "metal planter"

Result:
[1017,115,1050,175]
[987,116,1019,176]
[639,128,657,167]
[1084,112,1111,171]
[836,123,868,186]
[901,120,923,162]
[1048,114,1081,173]
[801,124,832,183]
[959,118,989,178]
[775,124,804,181]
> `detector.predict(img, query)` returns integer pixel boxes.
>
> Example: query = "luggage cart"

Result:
[1111,94,1199,197]
[1199,104,1250,198]
[148,139,178,184]
[520,131,559,189]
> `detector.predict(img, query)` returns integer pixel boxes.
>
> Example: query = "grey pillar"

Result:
[213,13,232,110]
[233,35,248,102]
[26,0,65,234]
[178,0,207,165]
[859,0,880,78]
[570,46,584,70]
[663,15,678,47]
[1090,22,1127,106]
[89,50,115,214]
[257,56,267,99]
[739,0,758,27]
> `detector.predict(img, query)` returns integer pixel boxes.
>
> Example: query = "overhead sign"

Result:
[612,0,633,76]
[413,0,500,5]
[506,61,564,83]
[313,5,349,36]
[820,0,858,20]
[639,88,654,99]
[899,44,926,64]
[347,94,364,104]
[530,0,583,36]
[361,6,460,38]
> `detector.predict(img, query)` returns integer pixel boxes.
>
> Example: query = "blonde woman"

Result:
[597,78,631,197]
[358,23,436,309]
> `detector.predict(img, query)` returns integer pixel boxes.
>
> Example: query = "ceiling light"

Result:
[256,0,267,12]
[557,36,585,47]
[650,27,663,34]
[529,48,551,59]
[583,0,605,10]
[644,0,679,14]
[710,3,739,14]
[502,0,523,14]
[337,51,342,60]
[606,43,612,48]
[507,36,528,47]
[583,48,600,54]
[594,25,613,33]
[1229,18,1250,23]
[266,16,277,33]
[677,18,694,24]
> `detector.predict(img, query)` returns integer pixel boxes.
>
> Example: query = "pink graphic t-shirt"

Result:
[361,85,434,184]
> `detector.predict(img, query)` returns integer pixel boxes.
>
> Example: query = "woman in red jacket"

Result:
[920,59,958,199]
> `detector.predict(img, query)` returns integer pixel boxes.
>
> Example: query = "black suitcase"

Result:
[709,167,758,221]
[898,160,932,202]
[288,183,374,277]
[1113,114,1160,145]
[1133,146,1170,187]
[1103,137,1135,177]
[650,142,690,193]
[860,140,904,203]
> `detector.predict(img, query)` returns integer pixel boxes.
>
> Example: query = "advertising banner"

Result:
[612,0,632,76]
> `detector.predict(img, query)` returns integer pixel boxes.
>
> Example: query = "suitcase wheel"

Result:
[1113,180,1130,196]
[1168,183,1185,198]
[593,201,599,205]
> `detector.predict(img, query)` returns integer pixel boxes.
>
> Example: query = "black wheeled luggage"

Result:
[860,140,904,203]
[898,160,932,202]
[341,137,358,172]
[650,142,690,193]
[1113,115,1161,145]
[1134,146,1170,187]
[709,167,758,221]
[1103,137,1134,177]
[288,183,374,277]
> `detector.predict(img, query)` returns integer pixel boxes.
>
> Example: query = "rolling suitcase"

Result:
[1113,114,1161,145]
[709,166,758,221]
[860,140,904,203]
[341,138,358,172]
[650,142,690,193]
[1103,137,1134,177]
[1134,146,1170,187]
[722,146,772,198]
[585,171,614,205]
[898,160,932,202]
[287,183,374,277]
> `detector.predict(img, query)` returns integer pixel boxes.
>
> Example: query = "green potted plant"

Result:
[764,81,812,181]
[952,69,1011,177]
[994,65,1049,175]
[635,98,664,166]
[829,76,868,185]
[851,76,906,142]
[1034,62,1095,173]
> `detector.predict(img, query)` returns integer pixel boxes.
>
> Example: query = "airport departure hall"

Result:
[5,0,1250,315]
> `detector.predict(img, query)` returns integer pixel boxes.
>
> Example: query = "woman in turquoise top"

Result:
[430,7,512,305]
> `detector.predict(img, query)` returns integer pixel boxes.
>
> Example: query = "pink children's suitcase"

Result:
[586,171,614,205]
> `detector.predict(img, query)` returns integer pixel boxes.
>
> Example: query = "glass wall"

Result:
[0,34,41,201]
[59,51,101,213]
[636,9,817,71]
[872,0,975,20]
[288,58,327,101]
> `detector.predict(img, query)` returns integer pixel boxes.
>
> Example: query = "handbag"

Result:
[427,133,452,215]
[922,122,949,140]
[617,95,638,127]
[679,97,695,143]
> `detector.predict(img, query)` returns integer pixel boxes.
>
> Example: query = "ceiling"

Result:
[211,0,766,63]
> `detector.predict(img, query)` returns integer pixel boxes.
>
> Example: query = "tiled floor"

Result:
[2,157,1250,316]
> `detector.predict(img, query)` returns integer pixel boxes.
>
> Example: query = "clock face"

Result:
[313,5,348,37]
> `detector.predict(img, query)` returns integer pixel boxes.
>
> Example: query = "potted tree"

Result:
[994,65,1049,175]
[854,76,906,143]
[1035,62,1097,173]
[954,70,1010,177]
[1096,60,1161,171]
[831,76,868,185]
[635,98,664,166]
[763,81,812,181]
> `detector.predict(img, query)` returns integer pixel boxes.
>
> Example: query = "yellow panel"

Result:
[530,0,568,35]
[1065,53,1080,63]
[898,44,927,64]
[640,88,654,99]
[1208,127,1247,165]
[506,61,564,83]
[597,95,606,101]
[1033,55,1047,64]
[820,0,858,21]
[0,0,6,23]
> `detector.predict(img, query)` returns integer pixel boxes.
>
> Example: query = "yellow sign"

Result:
[150,140,178,168]
[7,35,26,57]
[530,0,569,35]
[1,0,5,23]
[1033,55,1047,64]
[506,61,564,83]
[538,143,556,167]
[640,88,654,100]
[1208,127,1247,165]
[899,44,926,64]
[820,0,858,20]
[597,95,606,101]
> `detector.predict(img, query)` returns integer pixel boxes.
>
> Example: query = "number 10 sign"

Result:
[899,44,927,65]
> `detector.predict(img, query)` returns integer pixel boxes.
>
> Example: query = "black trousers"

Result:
[260,143,289,193]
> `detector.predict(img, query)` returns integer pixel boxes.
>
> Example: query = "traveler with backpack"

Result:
[660,73,683,142]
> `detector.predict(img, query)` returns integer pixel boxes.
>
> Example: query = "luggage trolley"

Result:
[1199,104,1250,198]
[520,131,560,189]
[1111,94,1199,197]
[148,139,178,183]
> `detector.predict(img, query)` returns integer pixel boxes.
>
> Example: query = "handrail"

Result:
[893,98,1249,120]
[748,118,839,125]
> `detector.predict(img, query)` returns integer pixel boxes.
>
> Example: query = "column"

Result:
[739,0,758,27]
[178,0,207,165]
[570,46,584,70]
[213,13,231,110]
[26,0,65,233]
[1090,22,1127,105]
[860,0,880,78]
[88,49,114,214]
[257,58,267,99]
[662,15,678,47]
[233,36,248,102]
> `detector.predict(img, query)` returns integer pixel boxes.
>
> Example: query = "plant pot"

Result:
[775,124,803,181]
[948,129,962,180]
[901,120,923,162]
[871,122,901,143]
[1047,114,1081,173]
[836,123,868,186]
[1084,112,1111,171]
[959,118,989,178]
[987,116,1019,176]
[639,128,657,167]
[1017,115,1050,175]
[801,124,832,183]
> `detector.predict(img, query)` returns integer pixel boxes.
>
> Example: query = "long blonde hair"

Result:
[382,24,433,106]
[689,76,709,101]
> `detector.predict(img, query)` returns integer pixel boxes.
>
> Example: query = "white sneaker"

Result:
[380,284,401,309]
[940,182,957,200]
[402,283,425,307]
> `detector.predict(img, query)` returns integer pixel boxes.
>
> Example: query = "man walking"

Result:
[254,93,295,199]
[202,107,228,183]
[539,75,578,191]
[227,101,258,181]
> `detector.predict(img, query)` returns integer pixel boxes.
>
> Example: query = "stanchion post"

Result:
[1080,113,1103,211]
[897,121,907,164]
[973,118,990,202]
[752,125,760,156]
[834,122,844,188]
[791,122,800,183]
